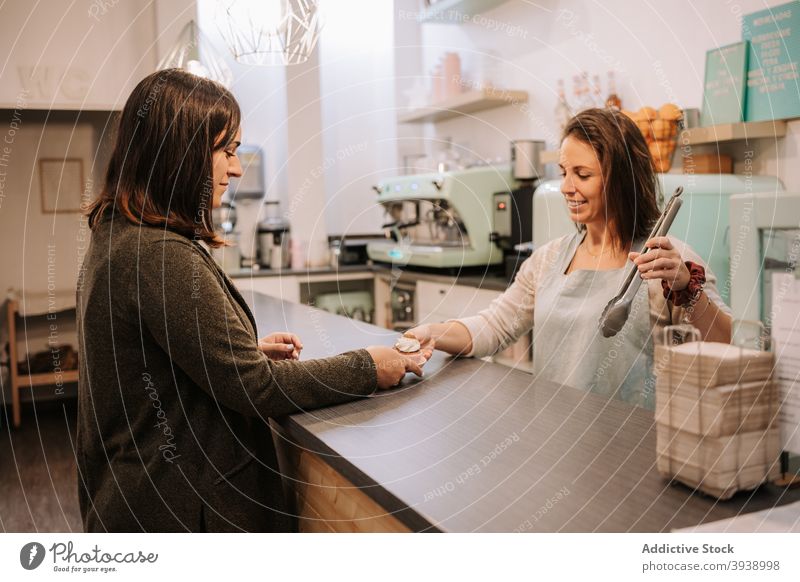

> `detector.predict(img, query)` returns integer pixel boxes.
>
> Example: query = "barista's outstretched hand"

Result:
[259,332,303,360]
[403,326,435,352]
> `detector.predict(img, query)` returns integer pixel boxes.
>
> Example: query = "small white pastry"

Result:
[395,336,421,353]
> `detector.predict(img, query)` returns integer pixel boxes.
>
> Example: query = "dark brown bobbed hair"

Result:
[87,69,241,247]
[562,108,661,251]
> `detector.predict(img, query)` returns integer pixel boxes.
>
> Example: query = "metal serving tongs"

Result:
[598,186,684,338]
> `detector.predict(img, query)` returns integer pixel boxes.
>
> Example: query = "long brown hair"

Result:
[87,69,240,247]
[562,108,661,250]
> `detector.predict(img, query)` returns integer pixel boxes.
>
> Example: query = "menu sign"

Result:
[701,41,749,126]
[742,0,800,121]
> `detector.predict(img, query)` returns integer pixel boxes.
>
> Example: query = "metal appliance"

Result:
[212,198,237,235]
[329,237,370,268]
[257,200,291,270]
[493,140,545,279]
[367,166,513,269]
[390,283,416,331]
[510,140,545,181]
[210,198,242,271]
[229,145,266,268]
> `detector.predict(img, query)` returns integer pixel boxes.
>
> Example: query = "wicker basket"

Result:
[624,104,682,172]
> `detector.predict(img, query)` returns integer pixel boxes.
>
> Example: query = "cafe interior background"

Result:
[1,0,800,533]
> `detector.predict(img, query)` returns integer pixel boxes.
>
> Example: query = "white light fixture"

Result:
[216,0,322,66]
[157,20,233,87]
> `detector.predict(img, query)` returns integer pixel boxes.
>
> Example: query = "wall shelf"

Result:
[537,119,793,166]
[418,0,511,23]
[398,88,528,123]
[681,120,788,145]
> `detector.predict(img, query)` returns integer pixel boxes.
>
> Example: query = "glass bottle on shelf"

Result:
[579,71,594,111]
[571,75,582,112]
[591,74,603,107]
[431,61,444,103]
[442,52,462,99]
[436,136,462,173]
[605,71,622,110]
[554,78,572,132]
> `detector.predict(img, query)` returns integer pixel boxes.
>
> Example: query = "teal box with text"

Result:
[742,0,800,121]
[701,41,749,126]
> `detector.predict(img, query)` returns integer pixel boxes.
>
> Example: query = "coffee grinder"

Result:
[492,140,545,280]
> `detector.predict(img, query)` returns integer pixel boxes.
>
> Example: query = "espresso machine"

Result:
[367,166,514,269]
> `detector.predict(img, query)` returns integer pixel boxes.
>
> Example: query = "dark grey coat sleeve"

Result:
[134,238,377,418]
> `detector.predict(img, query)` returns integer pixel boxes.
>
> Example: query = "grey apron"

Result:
[532,232,656,409]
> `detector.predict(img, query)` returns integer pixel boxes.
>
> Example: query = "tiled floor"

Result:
[0,399,82,532]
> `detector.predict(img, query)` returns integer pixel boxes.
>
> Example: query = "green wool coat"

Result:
[76,211,377,532]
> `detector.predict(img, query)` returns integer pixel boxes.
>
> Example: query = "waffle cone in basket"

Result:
[633,104,682,172]
[652,119,678,140]
[637,119,654,143]
[649,139,677,173]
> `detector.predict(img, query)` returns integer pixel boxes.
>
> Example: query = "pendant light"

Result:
[157,20,233,87]
[216,0,322,66]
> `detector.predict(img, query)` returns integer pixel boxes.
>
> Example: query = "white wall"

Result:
[196,0,289,211]
[408,0,799,190]
[318,0,398,236]
[0,0,159,109]
[199,0,398,240]
[0,1,158,297]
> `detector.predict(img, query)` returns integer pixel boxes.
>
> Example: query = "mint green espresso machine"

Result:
[367,166,514,269]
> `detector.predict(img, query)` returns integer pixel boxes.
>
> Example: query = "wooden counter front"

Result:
[282,443,409,533]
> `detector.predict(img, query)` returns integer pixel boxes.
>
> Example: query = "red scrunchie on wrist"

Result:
[662,261,705,306]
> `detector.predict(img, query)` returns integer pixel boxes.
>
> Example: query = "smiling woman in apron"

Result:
[406,108,732,409]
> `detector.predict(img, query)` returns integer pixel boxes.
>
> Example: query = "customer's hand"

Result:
[403,325,435,352]
[366,345,432,390]
[630,236,690,291]
[259,332,303,360]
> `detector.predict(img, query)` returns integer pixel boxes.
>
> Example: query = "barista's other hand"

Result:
[366,346,430,390]
[403,325,435,352]
[259,332,303,360]
[629,236,690,291]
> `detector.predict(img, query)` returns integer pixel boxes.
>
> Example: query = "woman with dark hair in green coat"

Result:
[77,69,429,532]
